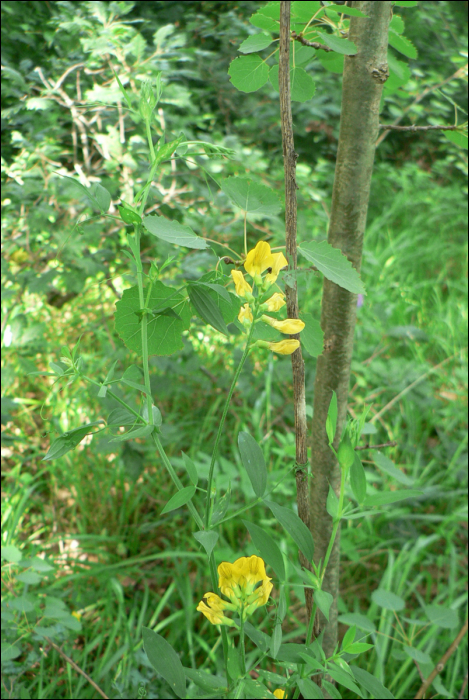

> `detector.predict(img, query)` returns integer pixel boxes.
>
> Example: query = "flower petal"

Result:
[263,292,286,312]
[238,303,253,325]
[262,316,305,334]
[231,270,252,298]
[244,242,274,278]
[267,339,300,355]
[265,251,288,285]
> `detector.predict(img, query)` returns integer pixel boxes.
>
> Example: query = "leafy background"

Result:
[1,1,467,698]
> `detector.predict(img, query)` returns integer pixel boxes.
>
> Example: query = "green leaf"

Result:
[338,613,376,634]
[161,486,196,515]
[350,453,367,502]
[326,390,338,443]
[424,604,459,629]
[142,628,186,698]
[393,0,417,6]
[291,1,321,23]
[121,364,148,394]
[317,49,344,74]
[325,4,368,17]
[244,621,270,653]
[346,642,374,654]
[211,486,231,525]
[351,667,395,699]
[228,55,270,93]
[322,680,342,699]
[188,283,229,336]
[363,489,423,507]
[109,424,154,443]
[239,32,273,54]
[90,183,111,213]
[298,678,323,699]
[243,520,285,581]
[193,530,219,558]
[265,500,315,562]
[404,646,432,664]
[314,589,333,621]
[143,215,207,249]
[390,14,405,34]
[269,65,316,102]
[299,240,365,294]
[107,408,140,426]
[371,589,405,611]
[326,485,340,519]
[299,313,323,357]
[115,283,191,356]
[183,668,226,693]
[316,32,357,55]
[388,30,417,59]
[242,678,275,698]
[112,71,133,110]
[341,625,356,650]
[373,451,414,486]
[270,623,282,659]
[238,431,267,497]
[250,11,279,32]
[327,664,363,697]
[43,422,103,461]
[291,44,316,67]
[445,131,468,149]
[221,176,282,215]
[181,452,198,486]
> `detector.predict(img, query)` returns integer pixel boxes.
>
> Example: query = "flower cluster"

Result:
[231,241,305,355]
[197,555,273,627]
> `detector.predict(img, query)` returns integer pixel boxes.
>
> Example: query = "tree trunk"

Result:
[309,1,392,657]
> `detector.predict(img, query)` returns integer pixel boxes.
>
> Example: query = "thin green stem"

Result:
[151,432,204,530]
[239,608,246,676]
[204,320,256,528]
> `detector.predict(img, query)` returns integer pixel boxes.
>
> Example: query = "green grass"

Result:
[2,160,467,699]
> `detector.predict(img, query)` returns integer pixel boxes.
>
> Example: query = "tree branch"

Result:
[379,123,465,132]
[414,618,468,699]
[291,31,333,51]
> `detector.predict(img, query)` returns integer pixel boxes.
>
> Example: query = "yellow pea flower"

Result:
[231,270,253,299]
[218,555,273,613]
[265,251,288,286]
[196,592,237,627]
[262,316,305,335]
[263,292,286,312]
[238,303,253,325]
[267,339,300,355]
[274,690,286,699]
[244,241,274,279]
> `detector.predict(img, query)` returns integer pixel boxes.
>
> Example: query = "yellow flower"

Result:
[244,241,273,279]
[274,690,286,699]
[265,251,288,286]
[231,270,253,298]
[196,592,237,627]
[262,316,305,335]
[238,303,253,325]
[197,555,273,626]
[71,611,81,622]
[218,555,273,613]
[267,339,300,355]
[263,292,286,312]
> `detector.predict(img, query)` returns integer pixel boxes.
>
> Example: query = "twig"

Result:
[371,352,461,424]
[291,30,333,52]
[414,618,468,699]
[355,441,397,451]
[376,64,467,147]
[379,124,464,132]
[43,636,109,700]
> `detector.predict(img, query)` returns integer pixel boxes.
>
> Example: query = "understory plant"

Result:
[3,1,467,699]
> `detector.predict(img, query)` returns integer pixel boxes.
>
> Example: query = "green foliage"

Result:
[1,0,467,698]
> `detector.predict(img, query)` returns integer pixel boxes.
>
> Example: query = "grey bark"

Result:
[310,1,392,657]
